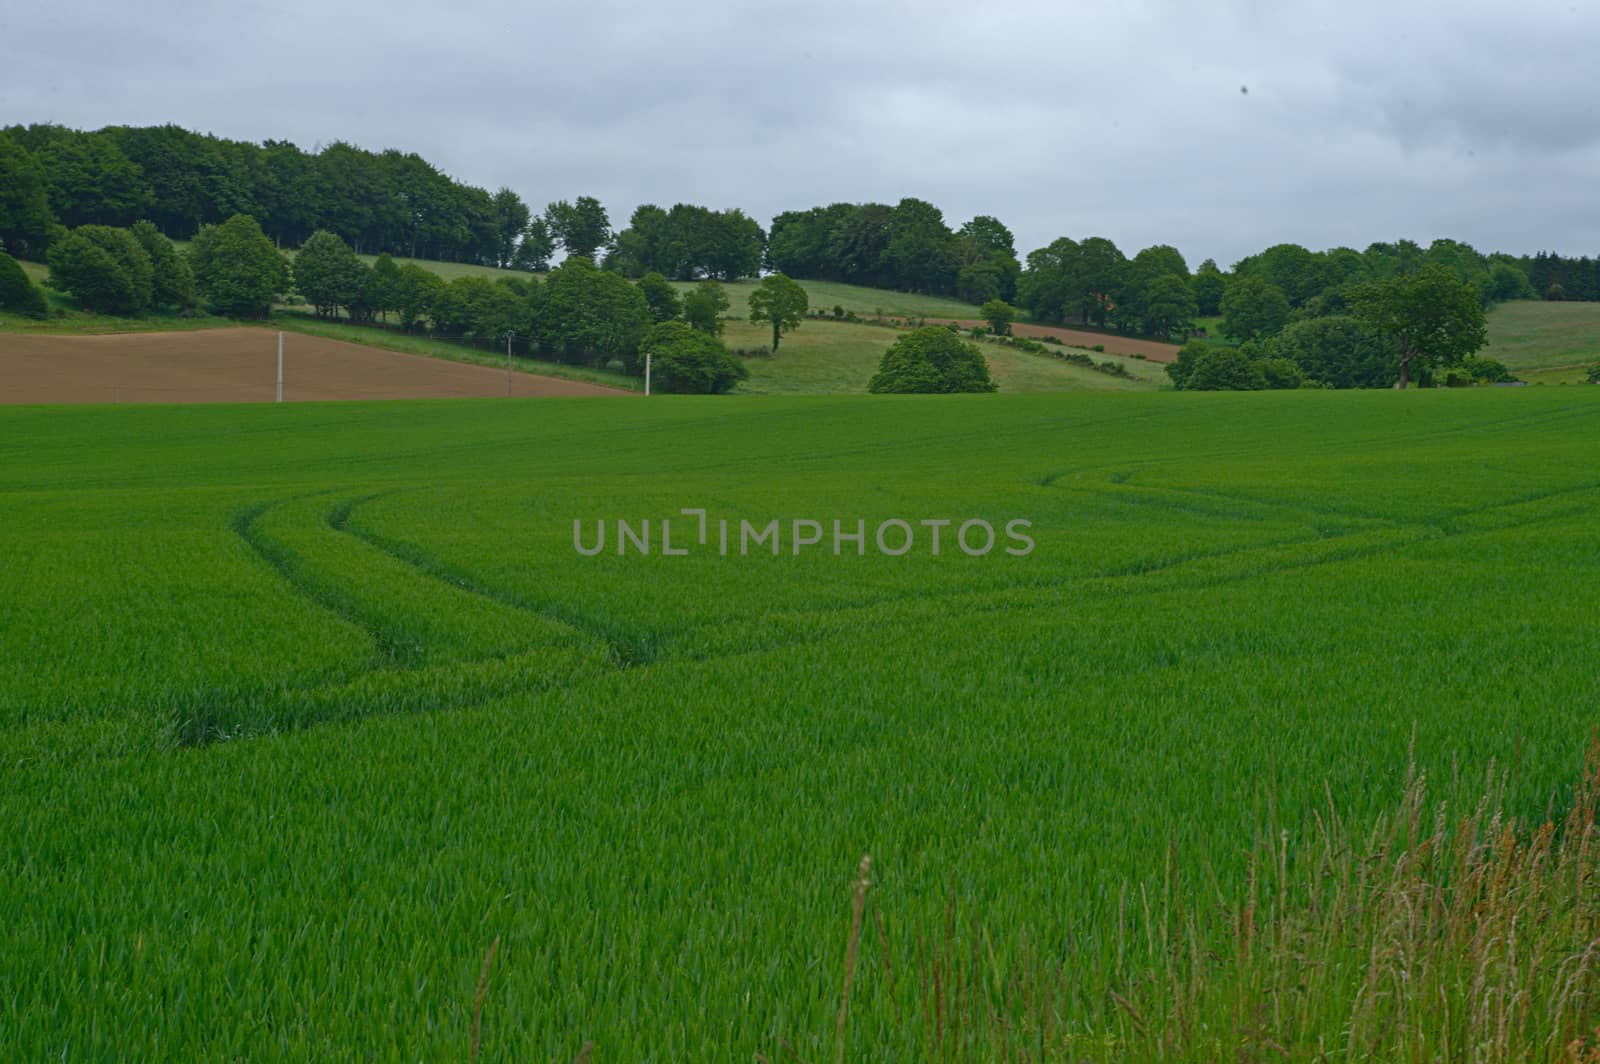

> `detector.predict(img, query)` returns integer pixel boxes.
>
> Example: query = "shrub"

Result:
[0,251,49,318]
[46,225,154,315]
[189,214,289,317]
[644,320,748,394]
[1258,357,1304,390]
[979,298,1016,336]
[869,326,997,394]
[131,220,195,310]
[1187,346,1266,391]
[1092,344,1104,352]
[1460,355,1515,383]
[1586,364,1600,384]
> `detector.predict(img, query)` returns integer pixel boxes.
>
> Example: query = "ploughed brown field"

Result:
[938,320,1182,362]
[0,328,631,404]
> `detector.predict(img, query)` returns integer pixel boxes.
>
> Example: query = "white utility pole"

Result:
[276,332,284,402]
[645,351,651,397]
[506,331,515,397]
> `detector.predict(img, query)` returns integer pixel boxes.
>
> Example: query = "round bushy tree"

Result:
[130,220,195,310]
[637,272,681,322]
[682,280,729,335]
[869,326,997,394]
[980,298,1015,336]
[293,230,368,318]
[46,225,153,314]
[1220,275,1290,341]
[0,251,49,318]
[189,214,289,318]
[642,320,748,394]
[1186,346,1266,391]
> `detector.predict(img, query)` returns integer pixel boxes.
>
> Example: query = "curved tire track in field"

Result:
[204,495,617,746]
[327,492,654,668]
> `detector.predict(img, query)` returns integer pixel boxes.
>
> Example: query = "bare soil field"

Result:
[0,328,630,404]
[919,319,1182,362]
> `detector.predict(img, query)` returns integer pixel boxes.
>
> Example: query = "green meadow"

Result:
[3,389,1599,1058]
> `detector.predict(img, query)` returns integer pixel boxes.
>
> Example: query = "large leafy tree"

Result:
[682,279,729,335]
[490,188,531,269]
[294,230,369,318]
[1136,273,1197,339]
[1017,237,1080,323]
[883,198,960,295]
[1348,265,1488,388]
[0,132,56,258]
[1220,275,1291,341]
[512,217,556,272]
[1186,346,1266,391]
[1191,259,1226,316]
[641,320,747,394]
[869,326,997,393]
[47,225,154,314]
[545,196,611,261]
[130,220,195,309]
[189,213,289,317]
[1264,316,1397,389]
[535,256,650,368]
[637,272,681,322]
[394,263,444,330]
[748,273,808,351]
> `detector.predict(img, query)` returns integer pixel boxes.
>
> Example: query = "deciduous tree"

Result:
[1348,265,1488,388]
[869,326,996,393]
[748,273,808,351]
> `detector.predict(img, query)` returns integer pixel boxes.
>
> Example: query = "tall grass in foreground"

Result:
[817,739,1600,1062]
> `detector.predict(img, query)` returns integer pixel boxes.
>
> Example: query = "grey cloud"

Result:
[5,0,1600,265]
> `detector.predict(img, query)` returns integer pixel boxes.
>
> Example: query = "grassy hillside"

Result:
[724,317,1164,394]
[678,276,984,319]
[3,390,1600,1057]
[1485,299,1600,383]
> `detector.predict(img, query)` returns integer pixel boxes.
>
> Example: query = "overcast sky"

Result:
[6,0,1599,267]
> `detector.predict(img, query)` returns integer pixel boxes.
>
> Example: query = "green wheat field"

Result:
[3,389,1599,1059]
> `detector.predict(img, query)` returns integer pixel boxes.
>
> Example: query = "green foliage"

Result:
[46,224,154,314]
[537,256,650,368]
[1349,265,1489,388]
[365,253,402,321]
[868,325,997,393]
[682,279,730,335]
[1220,274,1291,341]
[130,220,195,309]
[0,131,56,258]
[641,320,748,394]
[1458,356,1515,384]
[293,230,369,319]
[608,204,765,281]
[189,214,289,317]
[1134,273,1197,339]
[1587,364,1600,384]
[637,272,681,322]
[544,196,611,261]
[1263,315,1398,389]
[0,250,49,318]
[1166,339,1208,389]
[1257,357,1304,390]
[1186,345,1266,390]
[490,187,531,270]
[747,273,808,351]
[429,276,523,341]
[512,216,556,272]
[882,198,960,295]
[1191,259,1226,316]
[979,298,1015,336]
[393,263,444,330]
